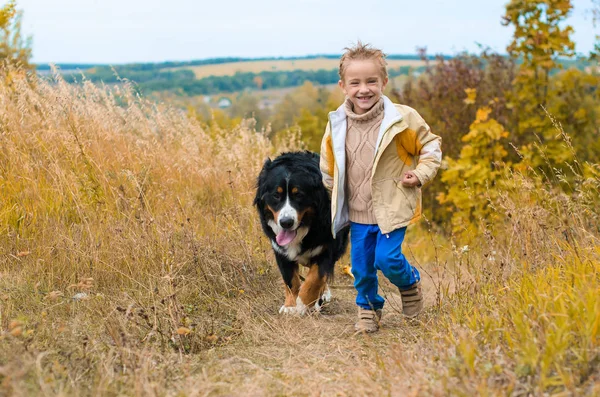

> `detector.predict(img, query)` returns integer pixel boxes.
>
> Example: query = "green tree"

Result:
[294,108,326,152]
[0,0,32,70]
[279,83,343,151]
[228,92,267,130]
[294,90,342,152]
[270,81,321,133]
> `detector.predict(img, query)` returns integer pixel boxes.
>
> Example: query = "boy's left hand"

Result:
[401,171,422,187]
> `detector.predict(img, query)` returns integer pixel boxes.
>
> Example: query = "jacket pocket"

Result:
[372,177,419,228]
[392,179,419,222]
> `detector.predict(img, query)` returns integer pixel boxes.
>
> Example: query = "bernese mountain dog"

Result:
[254,151,349,315]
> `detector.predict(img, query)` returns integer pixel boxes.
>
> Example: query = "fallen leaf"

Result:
[342,265,354,279]
[205,334,219,344]
[176,327,191,335]
[8,320,22,330]
[10,326,23,337]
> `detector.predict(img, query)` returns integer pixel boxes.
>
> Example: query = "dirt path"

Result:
[191,269,452,396]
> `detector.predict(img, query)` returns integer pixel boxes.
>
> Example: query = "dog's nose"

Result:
[279,217,294,229]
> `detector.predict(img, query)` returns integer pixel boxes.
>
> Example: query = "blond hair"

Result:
[339,41,388,81]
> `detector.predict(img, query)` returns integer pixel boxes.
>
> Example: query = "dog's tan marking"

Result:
[297,207,314,223]
[283,270,301,307]
[266,205,280,221]
[277,186,284,194]
[298,265,326,308]
[291,187,298,194]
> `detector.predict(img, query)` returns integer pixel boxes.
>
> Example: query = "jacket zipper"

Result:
[371,117,404,179]
[328,113,340,236]
[369,118,406,229]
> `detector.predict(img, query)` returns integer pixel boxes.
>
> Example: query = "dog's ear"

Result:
[253,157,272,207]
[308,168,331,218]
[316,182,331,219]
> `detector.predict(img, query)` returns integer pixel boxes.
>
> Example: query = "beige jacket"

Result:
[320,95,442,237]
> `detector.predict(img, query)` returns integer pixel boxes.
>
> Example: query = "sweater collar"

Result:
[344,97,384,123]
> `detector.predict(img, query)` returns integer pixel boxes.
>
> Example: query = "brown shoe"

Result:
[400,281,423,318]
[354,307,383,333]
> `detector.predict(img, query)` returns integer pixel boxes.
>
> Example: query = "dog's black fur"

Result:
[253,151,349,306]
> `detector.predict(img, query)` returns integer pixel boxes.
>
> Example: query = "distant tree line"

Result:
[60,64,419,96]
[35,53,438,72]
[63,67,196,85]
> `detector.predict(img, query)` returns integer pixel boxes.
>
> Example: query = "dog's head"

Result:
[254,152,328,246]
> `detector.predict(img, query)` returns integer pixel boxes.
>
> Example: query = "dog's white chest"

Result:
[268,221,324,265]
[271,240,324,266]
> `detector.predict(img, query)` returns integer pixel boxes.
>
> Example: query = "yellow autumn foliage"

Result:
[0,1,15,28]
[438,107,510,239]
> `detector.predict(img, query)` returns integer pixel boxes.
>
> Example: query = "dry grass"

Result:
[170,58,426,79]
[0,66,598,396]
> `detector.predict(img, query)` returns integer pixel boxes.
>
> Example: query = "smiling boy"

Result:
[320,42,442,333]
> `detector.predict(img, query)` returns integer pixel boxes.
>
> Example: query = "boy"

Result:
[320,42,442,333]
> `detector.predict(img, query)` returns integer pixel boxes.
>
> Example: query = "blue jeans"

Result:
[350,222,420,310]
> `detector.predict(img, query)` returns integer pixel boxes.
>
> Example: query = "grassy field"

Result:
[171,58,427,79]
[1,68,599,396]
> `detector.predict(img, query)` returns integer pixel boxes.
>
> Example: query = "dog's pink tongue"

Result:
[276,230,297,246]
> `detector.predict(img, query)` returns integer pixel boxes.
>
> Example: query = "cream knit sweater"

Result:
[344,97,385,224]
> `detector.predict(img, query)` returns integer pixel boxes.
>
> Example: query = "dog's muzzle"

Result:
[279,216,295,230]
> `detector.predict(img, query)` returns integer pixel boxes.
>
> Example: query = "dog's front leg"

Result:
[280,271,301,314]
[296,264,327,314]
[276,256,301,315]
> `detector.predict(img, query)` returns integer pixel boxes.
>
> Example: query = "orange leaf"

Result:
[176,327,191,335]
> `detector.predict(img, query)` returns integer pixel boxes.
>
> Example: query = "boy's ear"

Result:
[382,77,389,90]
[338,79,345,93]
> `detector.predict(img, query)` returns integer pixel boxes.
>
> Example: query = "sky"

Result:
[16,0,600,65]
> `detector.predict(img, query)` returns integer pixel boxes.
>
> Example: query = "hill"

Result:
[35,55,430,96]
[169,58,427,79]
[2,66,598,396]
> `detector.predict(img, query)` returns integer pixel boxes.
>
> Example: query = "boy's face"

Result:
[339,59,388,115]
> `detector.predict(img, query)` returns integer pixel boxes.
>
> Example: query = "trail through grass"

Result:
[0,67,598,396]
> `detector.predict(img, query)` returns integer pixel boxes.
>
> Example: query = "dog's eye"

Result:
[272,193,282,200]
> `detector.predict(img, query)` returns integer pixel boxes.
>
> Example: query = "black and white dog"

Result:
[254,151,349,314]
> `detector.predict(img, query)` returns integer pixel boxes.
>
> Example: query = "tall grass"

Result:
[0,66,598,396]
[0,67,302,394]
[416,119,600,395]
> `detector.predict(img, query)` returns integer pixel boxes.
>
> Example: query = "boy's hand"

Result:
[401,171,422,187]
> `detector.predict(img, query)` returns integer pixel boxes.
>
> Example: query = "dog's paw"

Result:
[279,305,302,315]
[279,297,308,315]
[313,300,322,313]
[321,287,332,303]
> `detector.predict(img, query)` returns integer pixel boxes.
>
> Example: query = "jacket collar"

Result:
[329,95,403,151]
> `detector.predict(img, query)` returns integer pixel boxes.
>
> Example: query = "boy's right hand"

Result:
[401,171,422,188]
